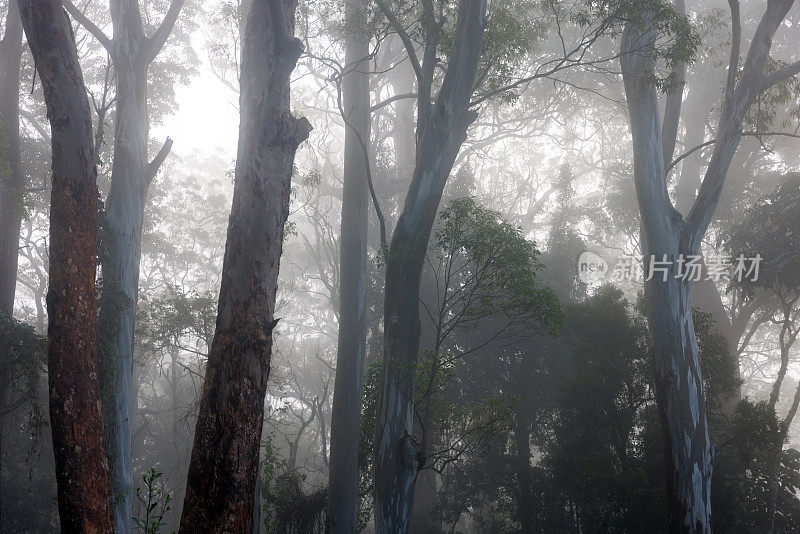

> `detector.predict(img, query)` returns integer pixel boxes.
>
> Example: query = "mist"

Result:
[1,0,800,532]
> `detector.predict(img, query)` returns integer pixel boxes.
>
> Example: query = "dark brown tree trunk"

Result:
[179,0,310,531]
[0,0,23,319]
[373,1,486,531]
[61,2,183,528]
[60,1,184,528]
[326,0,370,530]
[17,1,114,531]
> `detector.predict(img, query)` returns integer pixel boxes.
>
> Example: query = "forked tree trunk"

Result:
[374,1,486,531]
[17,1,114,530]
[62,1,184,529]
[179,0,310,531]
[620,1,797,530]
[326,0,370,530]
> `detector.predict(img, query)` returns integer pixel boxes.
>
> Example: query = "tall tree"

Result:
[0,0,23,524]
[62,0,185,530]
[179,0,311,530]
[327,1,371,531]
[0,0,23,318]
[16,0,113,530]
[372,0,487,530]
[620,0,800,530]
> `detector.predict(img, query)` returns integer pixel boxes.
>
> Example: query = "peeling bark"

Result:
[62,1,185,529]
[620,2,796,531]
[17,0,113,530]
[178,0,310,531]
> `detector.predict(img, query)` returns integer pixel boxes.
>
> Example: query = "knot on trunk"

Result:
[398,433,424,471]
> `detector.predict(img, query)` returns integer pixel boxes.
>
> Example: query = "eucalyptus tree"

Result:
[327,0,373,530]
[0,1,23,523]
[619,0,800,530]
[60,0,188,529]
[179,0,311,530]
[370,0,487,529]
[0,0,22,319]
[17,0,113,530]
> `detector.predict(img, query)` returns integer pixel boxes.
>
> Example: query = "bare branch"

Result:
[144,0,186,65]
[62,0,113,53]
[145,137,173,186]
[373,0,423,82]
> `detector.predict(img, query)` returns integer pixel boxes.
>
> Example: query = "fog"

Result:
[1,0,800,532]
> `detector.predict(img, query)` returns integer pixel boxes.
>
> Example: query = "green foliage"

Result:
[546,286,667,532]
[713,399,800,533]
[261,433,327,534]
[726,174,800,297]
[434,197,564,335]
[693,308,739,410]
[746,59,800,132]
[577,0,700,92]
[133,468,173,534]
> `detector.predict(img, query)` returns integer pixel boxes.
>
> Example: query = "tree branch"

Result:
[760,59,800,91]
[145,137,173,186]
[144,0,185,65]
[661,0,687,168]
[62,0,113,53]
[373,0,423,83]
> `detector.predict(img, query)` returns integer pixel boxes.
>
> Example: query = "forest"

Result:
[1,0,800,532]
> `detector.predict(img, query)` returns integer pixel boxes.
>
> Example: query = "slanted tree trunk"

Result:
[620,2,798,531]
[326,1,370,530]
[373,1,486,531]
[17,1,113,530]
[178,0,310,531]
[674,85,746,414]
[63,1,183,530]
[0,0,23,318]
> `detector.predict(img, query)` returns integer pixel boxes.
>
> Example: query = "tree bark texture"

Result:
[326,0,370,531]
[61,1,184,529]
[179,0,310,531]
[620,2,796,531]
[17,1,114,531]
[0,0,23,318]
[373,1,486,531]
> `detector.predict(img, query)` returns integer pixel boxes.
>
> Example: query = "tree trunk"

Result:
[0,0,23,318]
[326,1,370,531]
[514,410,535,534]
[59,1,185,529]
[0,4,23,526]
[622,19,713,534]
[621,2,795,529]
[99,30,149,534]
[674,86,743,414]
[179,1,310,531]
[373,2,485,531]
[17,1,114,531]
